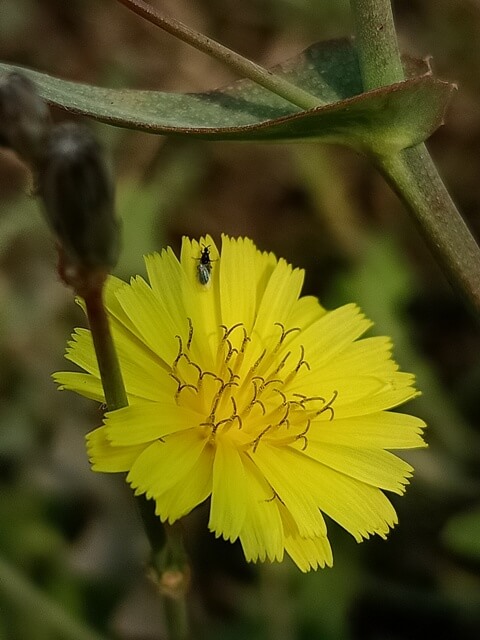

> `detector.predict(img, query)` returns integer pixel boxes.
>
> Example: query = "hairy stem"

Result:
[350,0,404,89]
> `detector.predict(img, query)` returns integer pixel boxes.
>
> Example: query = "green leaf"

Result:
[0,39,455,154]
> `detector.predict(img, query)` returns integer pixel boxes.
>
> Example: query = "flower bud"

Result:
[38,122,120,271]
[0,72,50,165]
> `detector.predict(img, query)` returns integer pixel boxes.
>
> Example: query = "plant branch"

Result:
[379,146,480,316]
[349,0,404,89]
[350,0,480,318]
[114,0,323,110]
[83,275,128,411]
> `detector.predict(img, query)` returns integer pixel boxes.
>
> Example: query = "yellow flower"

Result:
[54,235,426,571]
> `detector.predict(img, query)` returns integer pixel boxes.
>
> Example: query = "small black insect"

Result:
[196,245,213,285]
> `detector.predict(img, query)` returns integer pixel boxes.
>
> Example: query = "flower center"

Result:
[169,320,337,451]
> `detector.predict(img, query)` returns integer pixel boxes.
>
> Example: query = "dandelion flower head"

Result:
[55,235,426,571]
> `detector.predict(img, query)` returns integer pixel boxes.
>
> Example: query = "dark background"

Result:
[1,1,480,638]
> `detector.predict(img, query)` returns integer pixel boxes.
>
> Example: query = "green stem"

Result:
[161,523,190,640]
[349,0,404,89]
[139,498,189,639]
[378,146,480,316]
[114,0,322,110]
[83,281,128,411]
[163,594,189,640]
[351,0,480,317]
[0,555,107,640]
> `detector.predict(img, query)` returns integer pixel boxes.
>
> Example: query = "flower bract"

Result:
[54,235,426,571]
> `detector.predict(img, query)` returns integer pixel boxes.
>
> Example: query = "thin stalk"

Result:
[0,555,107,640]
[350,0,480,317]
[379,146,480,316]
[83,278,128,411]
[115,0,323,110]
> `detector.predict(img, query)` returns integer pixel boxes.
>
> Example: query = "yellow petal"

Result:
[288,304,372,373]
[219,236,263,331]
[284,533,333,572]
[105,402,201,445]
[54,371,104,402]
[86,426,145,472]
[308,411,426,449]
[209,436,248,542]
[127,429,209,499]
[238,456,284,563]
[294,454,399,541]
[250,445,327,538]
[252,259,305,345]
[300,441,414,494]
[155,446,214,522]
[115,275,180,364]
[286,294,327,331]
[145,248,187,326]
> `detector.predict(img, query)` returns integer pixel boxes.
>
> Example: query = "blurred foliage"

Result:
[1,1,480,639]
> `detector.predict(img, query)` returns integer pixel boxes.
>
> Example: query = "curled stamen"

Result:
[274,322,301,343]
[288,399,305,409]
[271,351,291,376]
[224,340,239,365]
[240,328,251,353]
[297,436,308,451]
[187,318,193,350]
[175,383,198,402]
[215,417,234,429]
[245,382,265,416]
[208,391,222,423]
[227,368,240,383]
[251,377,263,397]
[304,396,327,404]
[272,323,301,353]
[169,373,182,387]
[220,322,244,343]
[273,388,287,404]
[294,345,311,373]
[297,395,326,408]
[231,414,243,429]
[252,398,266,415]
[220,380,240,392]
[263,378,282,389]
[172,335,185,368]
[278,404,290,426]
[249,349,266,376]
[186,360,202,379]
[265,489,280,504]
[314,390,338,420]
[251,425,273,453]
[251,376,282,395]
[207,378,240,423]
[296,418,311,439]
[200,370,221,382]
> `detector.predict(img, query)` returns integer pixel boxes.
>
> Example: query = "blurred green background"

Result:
[1,1,480,638]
